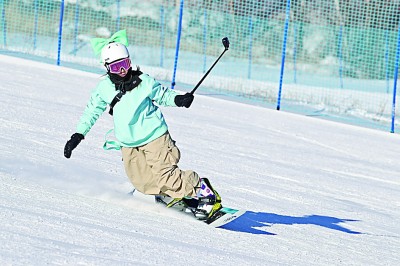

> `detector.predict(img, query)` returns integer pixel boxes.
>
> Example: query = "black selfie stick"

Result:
[190,37,230,95]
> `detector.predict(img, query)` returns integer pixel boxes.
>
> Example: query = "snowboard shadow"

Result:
[220,211,362,235]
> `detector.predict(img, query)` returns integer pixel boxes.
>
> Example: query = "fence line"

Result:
[0,0,398,133]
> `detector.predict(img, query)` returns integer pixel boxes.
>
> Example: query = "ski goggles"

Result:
[106,58,131,75]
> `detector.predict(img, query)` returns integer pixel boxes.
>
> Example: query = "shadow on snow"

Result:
[220,211,362,235]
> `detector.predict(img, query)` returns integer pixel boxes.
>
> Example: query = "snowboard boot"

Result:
[193,178,222,220]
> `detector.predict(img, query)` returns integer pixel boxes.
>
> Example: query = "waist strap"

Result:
[103,129,121,150]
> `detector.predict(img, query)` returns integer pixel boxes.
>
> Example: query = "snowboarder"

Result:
[63,30,221,219]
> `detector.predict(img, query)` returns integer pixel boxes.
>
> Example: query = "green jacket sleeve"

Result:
[145,75,179,106]
[76,88,108,136]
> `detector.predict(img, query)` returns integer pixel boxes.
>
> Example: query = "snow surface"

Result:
[0,54,399,265]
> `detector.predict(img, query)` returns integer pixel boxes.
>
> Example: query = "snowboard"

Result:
[155,196,245,228]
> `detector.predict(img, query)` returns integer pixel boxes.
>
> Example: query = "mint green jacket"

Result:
[76,73,179,149]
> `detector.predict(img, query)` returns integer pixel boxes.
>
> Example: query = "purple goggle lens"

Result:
[107,58,131,74]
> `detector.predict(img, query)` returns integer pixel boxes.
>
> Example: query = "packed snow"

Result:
[0,54,399,265]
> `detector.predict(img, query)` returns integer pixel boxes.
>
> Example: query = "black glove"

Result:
[174,93,194,108]
[64,133,84,159]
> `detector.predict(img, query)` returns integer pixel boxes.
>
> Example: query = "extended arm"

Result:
[148,76,194,108]
[64,89,107,159]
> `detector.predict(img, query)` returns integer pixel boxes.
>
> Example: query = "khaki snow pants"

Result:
[121,132,200,198]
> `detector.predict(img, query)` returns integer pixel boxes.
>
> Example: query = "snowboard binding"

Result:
[154,178,222,220]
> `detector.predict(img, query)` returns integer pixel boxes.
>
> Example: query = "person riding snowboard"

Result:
[63,30,221,219]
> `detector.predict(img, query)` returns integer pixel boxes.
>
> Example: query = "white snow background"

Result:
[0,54,399,265]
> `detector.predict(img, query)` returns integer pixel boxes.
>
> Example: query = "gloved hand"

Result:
[174,93,194,108]
[64,133,84,159]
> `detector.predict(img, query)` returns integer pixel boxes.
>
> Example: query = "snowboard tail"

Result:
[205,207,246,227]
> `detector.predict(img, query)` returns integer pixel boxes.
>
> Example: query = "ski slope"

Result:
[0,54,399,265]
